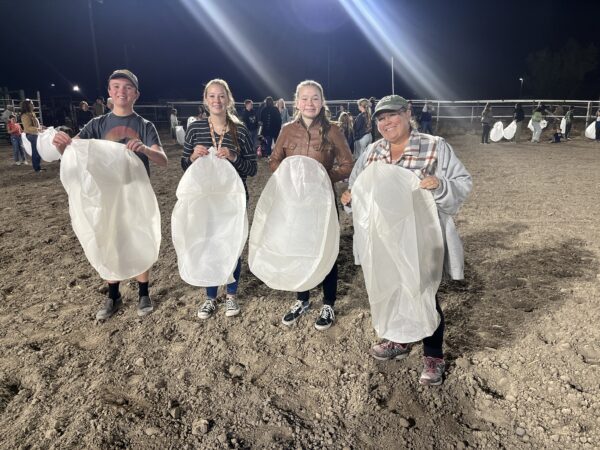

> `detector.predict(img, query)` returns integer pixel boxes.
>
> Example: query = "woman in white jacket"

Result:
[341,95,472,386]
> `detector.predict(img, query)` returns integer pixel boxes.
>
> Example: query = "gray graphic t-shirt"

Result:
[78,112,161,175]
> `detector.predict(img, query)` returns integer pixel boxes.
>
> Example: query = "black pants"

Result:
[481,124,491,143]
[422,298,444,359]
[297,262,338,307]
[565,122,572,139]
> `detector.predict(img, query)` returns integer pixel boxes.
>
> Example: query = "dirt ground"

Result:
[1,128,599,450]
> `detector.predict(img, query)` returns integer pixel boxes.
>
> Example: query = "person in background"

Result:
[564,105,574,140]
[277,98,290,124]
[241,99,259,149]
[181,79,257,320]
[338,111,354,151]
[513,103,525,143]
[20,99,44,173]
[93,97,105,117]
[259,96,282,159]
[531,107,543,143]
[337,104,346,120]
[7,114,28,165]
[549,126,563,143]
[340,94,472,386]
[419,102,434,134]
[170,108,178,138]
[595,109,600,141]
[52,69,168,321]
[270,80,354,331]
[480,104,493,144]
[353,98,372,160]
[76,101,94,131]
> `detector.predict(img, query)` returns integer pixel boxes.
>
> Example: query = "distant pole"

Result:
[391,57,395,95]
[327,44,331,94]
[88,0,101,95]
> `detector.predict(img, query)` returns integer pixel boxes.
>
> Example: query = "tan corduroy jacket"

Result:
[270,118,354,183]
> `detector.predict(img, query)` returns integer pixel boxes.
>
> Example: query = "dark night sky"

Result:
[1,0,599,102]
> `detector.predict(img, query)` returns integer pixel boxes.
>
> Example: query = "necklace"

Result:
[208,117,227,150]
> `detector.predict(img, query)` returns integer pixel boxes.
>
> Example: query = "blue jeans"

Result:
[26,134,41,171]
[206,258,242,299]
[11,135,26,162]
[263,136,274,157]
[420,120,433,134]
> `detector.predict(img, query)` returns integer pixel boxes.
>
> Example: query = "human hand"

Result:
[340,190,352,206]
[216,146,237,161]
[191,144,210,161]
[52,131,72,154]
[419,175,440,190]
[126,139,148,155]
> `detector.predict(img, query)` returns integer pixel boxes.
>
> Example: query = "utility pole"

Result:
[88,0,101,95]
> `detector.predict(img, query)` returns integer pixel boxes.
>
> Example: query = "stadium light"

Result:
[519,77,524,98]
[181,0,288,97]
[73,85,80,92]
[337,0,455,99]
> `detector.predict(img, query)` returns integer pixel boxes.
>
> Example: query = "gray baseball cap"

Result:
[108,69,139,90]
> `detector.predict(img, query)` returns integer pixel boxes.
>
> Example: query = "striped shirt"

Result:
[181,119,257,197]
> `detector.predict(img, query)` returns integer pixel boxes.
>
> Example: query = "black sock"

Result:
[138,282,149,298]
[108,282,120,300]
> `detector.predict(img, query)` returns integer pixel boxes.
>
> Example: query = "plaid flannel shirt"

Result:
[364,129,438,179]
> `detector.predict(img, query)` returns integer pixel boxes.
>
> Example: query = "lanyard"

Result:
[208,117,226,150]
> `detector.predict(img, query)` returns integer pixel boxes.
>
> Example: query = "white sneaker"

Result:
[198,298,216,319]
[225,295,240,317]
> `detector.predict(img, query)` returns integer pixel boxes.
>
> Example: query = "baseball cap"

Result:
[374,95,409,117]
[108,69,139,90]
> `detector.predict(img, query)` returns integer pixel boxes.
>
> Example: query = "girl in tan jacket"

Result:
[270,80,353,331]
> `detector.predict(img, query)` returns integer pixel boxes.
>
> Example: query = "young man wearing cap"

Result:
[53,69,168,320]
[341,95,472,386]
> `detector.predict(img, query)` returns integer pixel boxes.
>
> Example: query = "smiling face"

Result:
[376,110,411,144]
[296,85,323,123]
[107,78,139,111]
[204,82,229,117]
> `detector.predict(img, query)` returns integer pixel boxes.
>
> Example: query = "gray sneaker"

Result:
[137,295,154,317]
[370,340,411,361]
[198,298,216,319]
[419,356,445,386]
[96,296,122,320]
[224,295,240,317]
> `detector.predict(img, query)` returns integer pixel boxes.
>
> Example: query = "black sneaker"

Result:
[282,300,310,326]
[96,296,122,320]
[137,295,153,317]
[314,305,335,331]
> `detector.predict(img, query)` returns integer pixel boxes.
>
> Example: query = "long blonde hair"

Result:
[357,98,372,129]
[293,80,331,152]
[203,78,241,148]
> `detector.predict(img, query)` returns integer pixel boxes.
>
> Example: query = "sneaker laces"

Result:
[225,297,238,310]
[319,305,335,321]
[382,340,406,350]
[289,300,306,314]
[424,357,443,372]
[201,299,216,313]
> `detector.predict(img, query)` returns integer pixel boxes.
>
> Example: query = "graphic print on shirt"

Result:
[103,125,141,144]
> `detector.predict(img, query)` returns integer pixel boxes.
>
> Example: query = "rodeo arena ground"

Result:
[1,95,600,450]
